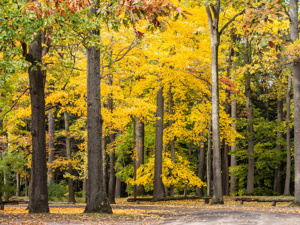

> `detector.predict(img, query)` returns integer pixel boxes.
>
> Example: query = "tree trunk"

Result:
[169,87,175,197]
[115,167,121,198]
[196,133,205,196]
[84,26,112,212]
[47,110,55,183]
[153,84,165,198]
[108,74,116,204]
[64,111,75,203]
[284,76,292,195]
[207,119,212,197]
[136,117,145,196]
[230,93,238,195]
[274,98,283,194]
[222,139,229,196]
[16,172,20,197]
[244,36,255,196]
[23,32,49,213]
[132,116,137,198]
[206,3,223,204]
[184,143,193,197]
[4,171,8,201]
[290,0,300,205]
[102,133,107,195]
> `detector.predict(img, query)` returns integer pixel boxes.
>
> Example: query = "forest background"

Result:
[1,0,300,213]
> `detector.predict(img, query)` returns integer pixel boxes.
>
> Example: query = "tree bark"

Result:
[153,84,166,198]
[196,133,205,196]
[169,87,175,197]
[132,116,137,199]
[205,3,223,204]
[244,36,255,196]
[24,32,49,213]
[136,117,145,195]
[64,111,75,203]
[284,76,292,195]
[290,0,300,205]
[230,94,238,195]
[108,74,116,204]
[84,27,112,212]
[274,98,283,194]
[4,171,8,201]
[115,167,121,198]
[16,172,20,197]
[207,119,212,197]
[47,110,55,184]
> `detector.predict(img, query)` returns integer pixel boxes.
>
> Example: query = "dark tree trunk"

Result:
[207,119,212,197]
[196,133,205,196]
[4,171,8,201]
[284,76,292,195]
[206,3,223,204]
[274,98,283,194]
[101,133,107,195]
[108,74,116,204]
[153,84,166,198]
[16,172,20,197]
[244,36,255,196]
[169,87,175,197]
[222,139,229,196]
[64,111,75,203]
[290,0,300,205]
[23,32,49,213]
[84,37,112,213]
[115,167,121,198]
[136,117,145,196]
[47,109,55,183]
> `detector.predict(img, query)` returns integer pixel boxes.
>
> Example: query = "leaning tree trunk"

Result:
[153,83,166,198]
[290,0,300,205]
[284,76,292,195]
[196,133,205,196]
[47,109,55,183]
[136,117,145,196]
[84,24,112,212]
[23,32,49,213]
[274,98,283,194]
[206,3,223,204]
[64,111,75,203]
[244,36,255,196]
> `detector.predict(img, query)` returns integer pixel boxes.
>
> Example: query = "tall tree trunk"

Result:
[196,133,205,196]
[84,21,112,212]
[64,111,75,203]
[115,167,121,198]
[153,84,165,198]
[16,172,20,197]
[136,117,145,195]
[4,171,8,201]
[169,87,175,197]
[23,31,49,213]
[101,133,107,195]
[132,116,137,198]
[206,3,223,204]
[290,0,300,205]
[284,76,292,195]
[207,119,212,197]
[244,36,255,195]
[274,98,283,194]
[108,74,116,204]
[222,139,229,196]
[230,94,238,195]
[47,110,55,183]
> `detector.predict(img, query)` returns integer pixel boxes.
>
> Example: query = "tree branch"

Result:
[0,88,30,118]
[219,9,245,36]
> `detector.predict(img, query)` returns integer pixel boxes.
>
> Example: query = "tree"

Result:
[290,0,300,205]
[153,80,166,198]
